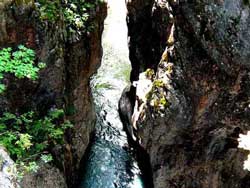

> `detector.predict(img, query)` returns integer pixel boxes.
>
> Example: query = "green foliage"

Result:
[0,45,45,93]
[146,78,170,114]
[40,154,53,163]
[153,80,164,88]
[0,109,72,175]
[159,97,168,107]
[36,0,103,32]
[63,2,89,32]
[145,68,155,80]
[38,0,60,22]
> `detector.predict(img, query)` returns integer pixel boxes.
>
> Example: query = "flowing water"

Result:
[78,0,145,187]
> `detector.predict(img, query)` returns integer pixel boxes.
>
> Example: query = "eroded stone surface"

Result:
[22,165,67,188]
[0,147,19,188]
[0,1,107,187]
[125,0,250,187]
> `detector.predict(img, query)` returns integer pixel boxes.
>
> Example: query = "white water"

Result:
[78,0,144,188]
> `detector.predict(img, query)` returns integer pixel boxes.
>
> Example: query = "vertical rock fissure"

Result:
[125,0,250,188]
[77,0,150,187]
[0,1,107,188]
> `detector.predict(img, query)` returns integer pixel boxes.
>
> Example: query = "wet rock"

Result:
[118,85,136,141]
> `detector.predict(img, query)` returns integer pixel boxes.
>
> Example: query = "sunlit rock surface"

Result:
[0,147,18,188]
[238,132,250,171]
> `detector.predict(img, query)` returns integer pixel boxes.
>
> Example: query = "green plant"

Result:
[0,45,45,93]
[160,97,168,107]
[153,80,164,88]
[36,0,103,33]
[63,3,89,32]
[38,0,60,22]
[145,68,155,80]
[0,109,72,176]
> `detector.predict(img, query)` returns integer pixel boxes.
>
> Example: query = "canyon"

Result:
[0,0,250,188]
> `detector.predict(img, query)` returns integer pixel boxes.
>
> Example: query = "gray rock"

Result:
[0,147,19,188]
[126,0,250,187]
[21,165,67,188]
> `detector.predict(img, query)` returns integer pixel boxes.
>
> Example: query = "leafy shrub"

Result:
[0,45,45,93]
[0,109,72,176]
[36,0,103,33]
[38,0,60,21]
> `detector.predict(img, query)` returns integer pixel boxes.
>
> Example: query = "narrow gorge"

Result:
[78,0,147,187]
[0,0,250,188]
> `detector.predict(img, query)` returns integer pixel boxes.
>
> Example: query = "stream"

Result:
[78,0,145,187]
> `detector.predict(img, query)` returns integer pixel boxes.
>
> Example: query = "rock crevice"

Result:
[125,0,250,187]
[0,1,107,187]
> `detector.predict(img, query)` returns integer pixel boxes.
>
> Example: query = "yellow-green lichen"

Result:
[160,97,168,107]
[145,68,155,80]
[166,64,173,74]
[153,80,164,88]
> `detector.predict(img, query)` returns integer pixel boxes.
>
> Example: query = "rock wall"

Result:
[0,147,19,188]
[125,0,250,187]
[0,0,106,187]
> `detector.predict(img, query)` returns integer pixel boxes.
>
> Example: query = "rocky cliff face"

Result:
[0,0,106,187]
[125,0,250,187]
[0,147,19,188]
